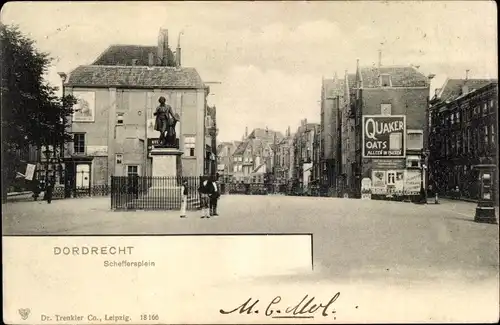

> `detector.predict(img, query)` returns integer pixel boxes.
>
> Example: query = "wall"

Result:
[358,87,429,196]
[361,88,428,129]
[67,86,205,184]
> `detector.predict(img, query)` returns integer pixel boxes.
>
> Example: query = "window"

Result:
[456,133,460,154]
[233,165,238,173]
[73,133,85,154]
[407,130,423,150]
[380,74,392,87]
[483,102,488,113]
[116,154,123,164]
[467,129,471,153]
[485,126,489,147]
[127,165,138,177]
[491,125,495,144]
[117,112,124,125]
[117,90,129,111]
[406,155,420,168]
[381,104,392,115]
[490,99,495,111]
[184,136,195,157]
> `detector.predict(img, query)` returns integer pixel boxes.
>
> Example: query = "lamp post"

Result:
[58,72,69,197]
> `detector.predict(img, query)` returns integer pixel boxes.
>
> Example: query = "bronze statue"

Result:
[154,96,179,146]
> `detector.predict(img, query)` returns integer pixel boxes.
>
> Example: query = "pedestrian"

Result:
[209,173,220,217]
[45,177,55,204]
[180,179,188,218]
[198,176,212,219]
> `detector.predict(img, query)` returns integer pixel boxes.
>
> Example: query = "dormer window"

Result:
[380,74,392,87]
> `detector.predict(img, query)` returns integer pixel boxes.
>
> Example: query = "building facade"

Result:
[350,63,431,198]
[275,127,294,188]
[320,76,345,192]
[62,29,209,191]
[292,119,318,193]
[428,79,498,200]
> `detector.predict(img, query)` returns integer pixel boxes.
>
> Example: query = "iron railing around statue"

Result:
[111,176,201,211]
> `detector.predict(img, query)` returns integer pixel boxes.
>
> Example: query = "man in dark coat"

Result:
[209,173,221,216]
[45,177,55,204]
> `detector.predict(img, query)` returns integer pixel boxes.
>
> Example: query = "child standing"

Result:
[180,180,188,218]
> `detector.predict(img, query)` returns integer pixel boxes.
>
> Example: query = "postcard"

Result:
[1,1,499,324]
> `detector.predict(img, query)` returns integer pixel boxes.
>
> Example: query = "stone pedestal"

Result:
[150,148,183,197]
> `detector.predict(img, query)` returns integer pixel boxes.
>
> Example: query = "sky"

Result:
[1,1,497,142]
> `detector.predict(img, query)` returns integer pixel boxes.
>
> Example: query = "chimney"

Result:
[462,69,470,95]
[148,52,154,66]
[176,32,182,68]
[245,126,248,138]
[378,50,382,68]
[157,28,169,66]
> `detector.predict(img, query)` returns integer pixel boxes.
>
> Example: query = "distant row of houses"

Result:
[217,54,497,201]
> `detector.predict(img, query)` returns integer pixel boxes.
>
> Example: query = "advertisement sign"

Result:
[362,115,406,158]
[372,158,405,170]
[404,169,421,195]
[86,146,108,156]
[361,177,372,200]
[371,170,387,194]
[25,164,36,181]
[72,91,95,122]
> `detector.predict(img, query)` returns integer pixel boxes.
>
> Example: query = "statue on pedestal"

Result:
[154,96,180,147]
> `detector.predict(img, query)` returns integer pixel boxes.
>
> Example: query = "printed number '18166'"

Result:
[141,314,159,321]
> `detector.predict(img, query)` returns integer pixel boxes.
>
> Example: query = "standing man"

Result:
[210,173,220,216]
[198,176,212,219]
[45,177,55,204]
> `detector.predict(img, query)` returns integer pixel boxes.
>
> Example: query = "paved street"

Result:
[3,195,499,285]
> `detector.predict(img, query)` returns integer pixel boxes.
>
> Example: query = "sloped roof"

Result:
[252,163,266,174]
[233,140,250,155]
[67,65,205,89]
[437,78,497,102]
[360,66,428,88]
[323,78,344,98]
[248,128,284,141]
[92,45,175,66]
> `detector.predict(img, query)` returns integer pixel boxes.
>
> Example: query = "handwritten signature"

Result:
[219,293,340,318]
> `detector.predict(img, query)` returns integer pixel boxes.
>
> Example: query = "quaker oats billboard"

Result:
[362,115,406,158]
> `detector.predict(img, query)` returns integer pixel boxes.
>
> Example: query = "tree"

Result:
[1,24,76,200]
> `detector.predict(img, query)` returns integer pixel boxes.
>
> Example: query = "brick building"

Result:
[340,71,357,196]
[216,141,240,182]
[349,61,431,198]
[275,127,294,187]
[320,76,345,192]
[428,78,498,200]
[231,128,283,183]
[292,120,319,193]
[62,29,209,191]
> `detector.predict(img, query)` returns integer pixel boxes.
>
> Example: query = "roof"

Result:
[67,65,205,88]
[436,78,497,102]
[359,66,428,88]
[322,78,344,98]
[248,128,284,141]
[233,140,250,155]
[92,45,175,66]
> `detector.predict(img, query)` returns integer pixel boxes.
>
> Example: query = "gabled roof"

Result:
[322,78,344,98]
[436,78,497,102]
[233,140,250,155]
[359,65,428,88]
[248,128,284,141]
[92,45,175,67]
[67,65,205,89]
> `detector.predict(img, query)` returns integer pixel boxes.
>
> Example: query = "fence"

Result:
[111,176,201,211]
